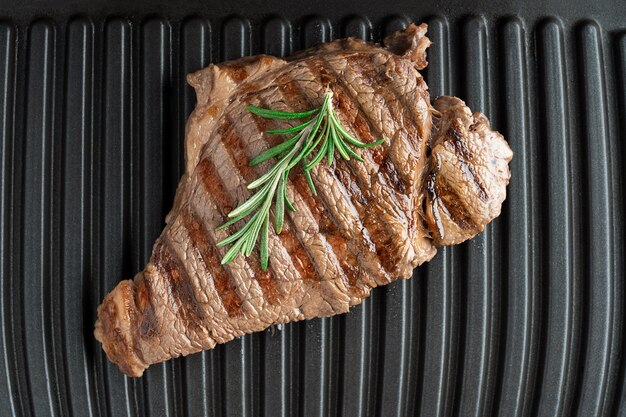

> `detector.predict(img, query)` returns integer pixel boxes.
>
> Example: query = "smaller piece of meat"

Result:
[424,96,513,245]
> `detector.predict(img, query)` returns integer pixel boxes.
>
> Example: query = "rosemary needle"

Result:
[217,90,385,270]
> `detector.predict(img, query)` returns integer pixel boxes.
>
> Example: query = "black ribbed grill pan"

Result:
[0,0,624,416]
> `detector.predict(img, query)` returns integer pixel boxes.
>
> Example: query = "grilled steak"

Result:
[94,23,512,377]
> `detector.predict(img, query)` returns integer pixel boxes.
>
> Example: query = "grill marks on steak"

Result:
[152,239,207,332]
[316,52,436,272]
[302,59,416,277]
[181,209,244,316]
[195,154,267,314]
[253,119,376,300]
[229,93,356,313]
[201,123,305,315]
[271,74,391,293]
[95,23,513,377]
[425,96,512,245]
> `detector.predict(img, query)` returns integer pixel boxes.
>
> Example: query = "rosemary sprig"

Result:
[216,90,385,270]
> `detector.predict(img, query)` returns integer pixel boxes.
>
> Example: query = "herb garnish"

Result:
[216,90,385,270]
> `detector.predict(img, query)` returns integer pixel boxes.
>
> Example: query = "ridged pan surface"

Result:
[0,0,624,416]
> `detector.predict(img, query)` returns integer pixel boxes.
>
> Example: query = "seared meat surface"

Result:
[95,23,512,377]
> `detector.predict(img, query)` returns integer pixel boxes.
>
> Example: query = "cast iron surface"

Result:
[0,0,625,416]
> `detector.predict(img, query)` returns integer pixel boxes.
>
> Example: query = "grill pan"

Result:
[0,0,624,416]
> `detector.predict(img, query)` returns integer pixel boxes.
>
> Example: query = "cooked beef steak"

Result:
[94,23,512,377]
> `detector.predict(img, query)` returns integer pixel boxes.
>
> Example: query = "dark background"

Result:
[0,0,624,416]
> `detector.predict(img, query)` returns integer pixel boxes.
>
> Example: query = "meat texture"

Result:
[94,23,513,377]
